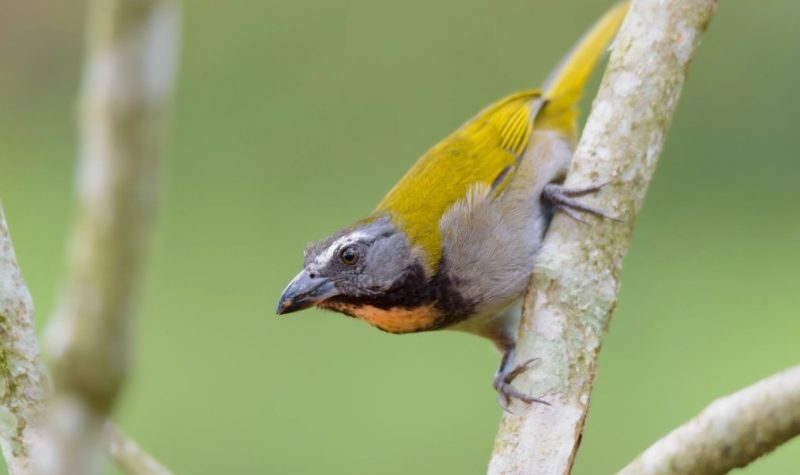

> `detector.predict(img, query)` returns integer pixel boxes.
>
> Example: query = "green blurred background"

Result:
[1,0,798,473]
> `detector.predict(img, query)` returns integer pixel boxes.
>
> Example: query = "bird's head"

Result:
[276,216,428,316]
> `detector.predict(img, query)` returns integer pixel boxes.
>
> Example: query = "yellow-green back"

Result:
[374,91,538,270]
[372,1,629,272]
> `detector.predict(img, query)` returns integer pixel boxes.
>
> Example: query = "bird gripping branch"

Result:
[277,1,629,408]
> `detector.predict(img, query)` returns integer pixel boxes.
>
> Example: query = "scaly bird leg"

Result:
[493,349,550,412]
[542,182,624,222]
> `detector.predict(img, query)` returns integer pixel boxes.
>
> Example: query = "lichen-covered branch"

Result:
[489,0,717,473]
[617,365,800,475]
[0,206,50,474]
[43,0,181,473]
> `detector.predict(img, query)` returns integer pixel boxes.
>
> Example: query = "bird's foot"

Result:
[543,182,624,223]
[493,358,550,412]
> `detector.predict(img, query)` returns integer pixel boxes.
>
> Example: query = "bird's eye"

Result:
[339,246,359,265]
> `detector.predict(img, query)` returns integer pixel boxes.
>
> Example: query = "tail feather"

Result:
[536,1,629,135]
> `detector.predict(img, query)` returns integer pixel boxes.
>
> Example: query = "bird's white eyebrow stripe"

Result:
[314,231,371,267]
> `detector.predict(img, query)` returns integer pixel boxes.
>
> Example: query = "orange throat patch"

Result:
[324,303,439,334]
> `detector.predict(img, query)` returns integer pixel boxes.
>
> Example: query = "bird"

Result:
[277,2,628,409]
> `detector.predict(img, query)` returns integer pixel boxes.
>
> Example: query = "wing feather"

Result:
[373,90,540,271]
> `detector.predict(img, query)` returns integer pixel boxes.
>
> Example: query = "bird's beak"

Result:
[276,270,339,315]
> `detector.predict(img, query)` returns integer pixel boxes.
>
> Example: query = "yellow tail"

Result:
[536,1,629,135]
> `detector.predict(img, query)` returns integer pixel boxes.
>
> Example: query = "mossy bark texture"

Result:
[490,1,717,473]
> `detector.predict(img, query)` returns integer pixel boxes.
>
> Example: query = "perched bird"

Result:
[277,2,628,408]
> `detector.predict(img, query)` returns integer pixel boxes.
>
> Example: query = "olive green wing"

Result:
[370,1,628,273]
[372,90,541,272]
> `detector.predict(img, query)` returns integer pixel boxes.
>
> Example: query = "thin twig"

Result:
[107,422,174,475]
[618,365,800,475]
[44,0,181,473]
[489,0,717,473]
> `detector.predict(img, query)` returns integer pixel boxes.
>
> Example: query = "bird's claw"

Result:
[543,182,624,223]
[493,358,550,412]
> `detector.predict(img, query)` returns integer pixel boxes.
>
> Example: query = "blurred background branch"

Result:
[618,364,800,475]
[107,423,174,475]
[2,213,171,475]
[490,0,717,473]
[42,0,181,473]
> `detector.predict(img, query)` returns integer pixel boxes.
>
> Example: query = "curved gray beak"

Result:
[276,270,339,315]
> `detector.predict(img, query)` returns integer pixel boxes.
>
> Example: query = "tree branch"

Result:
[43,0,181,473]
[618,365,800,475]
[489,0,717,473]
[0,206,49,474]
